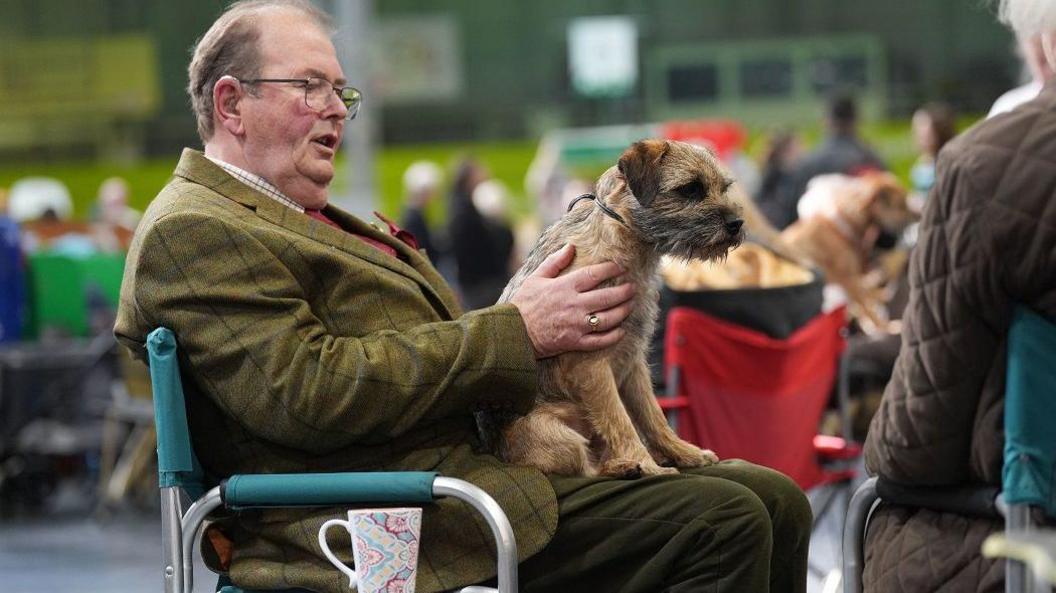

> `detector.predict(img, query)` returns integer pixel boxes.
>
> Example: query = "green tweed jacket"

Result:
[115,149,558,593]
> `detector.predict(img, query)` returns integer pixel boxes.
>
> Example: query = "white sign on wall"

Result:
[568,16,638,98]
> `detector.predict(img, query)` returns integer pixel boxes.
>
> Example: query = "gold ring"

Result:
[587,313,600,332]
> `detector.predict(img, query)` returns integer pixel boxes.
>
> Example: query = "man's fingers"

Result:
[579,283,635,314]
[586,300,634,334]
[577,327,625,351]
[532,244,575,279]
[571,261,623,292]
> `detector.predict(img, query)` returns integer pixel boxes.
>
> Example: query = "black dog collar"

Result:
[567,193,627,226]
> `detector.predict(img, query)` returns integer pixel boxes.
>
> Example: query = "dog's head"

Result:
[605,139,743,261]
[859,172,915,233]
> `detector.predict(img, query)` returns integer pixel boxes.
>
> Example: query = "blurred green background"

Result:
[0,0,1015,221]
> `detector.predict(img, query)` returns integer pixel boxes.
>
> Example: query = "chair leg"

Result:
[842,477,878,593]
[96,411,123,506]
[105,424,154,502]
[1006,503,1033,593]
[161,487,185,593]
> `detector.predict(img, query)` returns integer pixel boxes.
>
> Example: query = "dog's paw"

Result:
[700,448,720,465]
[658,443,720,468]
[600,458,677,478]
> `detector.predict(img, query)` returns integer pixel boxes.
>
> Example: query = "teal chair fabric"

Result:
[224,471,437,509]
[146,327,207,498]
[1003,306,1056,518]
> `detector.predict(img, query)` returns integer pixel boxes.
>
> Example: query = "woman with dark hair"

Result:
[909,102,957,196]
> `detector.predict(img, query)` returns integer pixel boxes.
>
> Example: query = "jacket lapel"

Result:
[173,149,459,320]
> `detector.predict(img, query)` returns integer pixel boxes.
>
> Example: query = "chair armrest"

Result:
[221,471,438,509]
[875,477,1001,519]
[983,530,1056,585]
[813,434,861,460]
[656,396,689,410]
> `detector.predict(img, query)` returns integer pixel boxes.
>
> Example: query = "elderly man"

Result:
[861,1,1056,591]
[115,2,809,592]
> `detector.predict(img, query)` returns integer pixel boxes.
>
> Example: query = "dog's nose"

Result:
[724,218,744,235]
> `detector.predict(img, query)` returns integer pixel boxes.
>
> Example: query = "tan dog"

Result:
[780,172,915,333]
[480,140,744,477]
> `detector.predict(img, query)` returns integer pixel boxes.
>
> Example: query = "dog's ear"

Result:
[618,140,669,207]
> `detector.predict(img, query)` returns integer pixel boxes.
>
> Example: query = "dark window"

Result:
[739,58,793,98]
[667,63,719,103]
[809,55,868,94]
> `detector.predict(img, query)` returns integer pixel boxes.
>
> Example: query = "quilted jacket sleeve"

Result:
[116,209,538,455]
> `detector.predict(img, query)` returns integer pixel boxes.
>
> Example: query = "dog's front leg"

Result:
[621,359,719,469]
[561,354,676,477]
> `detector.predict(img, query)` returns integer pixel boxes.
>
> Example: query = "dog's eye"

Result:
[675,181,705,200]
[722,179,734,194]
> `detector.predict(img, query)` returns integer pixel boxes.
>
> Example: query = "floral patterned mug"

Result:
[318,507,422,593]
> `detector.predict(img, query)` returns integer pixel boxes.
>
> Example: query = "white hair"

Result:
[999,0,1056,37]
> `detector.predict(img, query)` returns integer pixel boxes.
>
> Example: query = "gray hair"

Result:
[998,0,1056,37]
[187,0,334,143]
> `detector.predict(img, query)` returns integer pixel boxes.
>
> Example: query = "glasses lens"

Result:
[341,87,362,120]
[304,78,331,111]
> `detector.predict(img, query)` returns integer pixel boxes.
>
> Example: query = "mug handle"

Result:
[318,518,358,589]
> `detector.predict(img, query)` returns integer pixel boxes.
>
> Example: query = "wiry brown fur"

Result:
[485,140,744,477]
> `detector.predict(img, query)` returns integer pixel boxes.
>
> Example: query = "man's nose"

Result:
[327,91,350,119]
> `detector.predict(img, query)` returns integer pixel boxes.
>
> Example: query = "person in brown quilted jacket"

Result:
[862,2,1056,591]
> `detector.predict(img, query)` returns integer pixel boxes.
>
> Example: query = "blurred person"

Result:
[399,160,444,259]
[8,177,92,254]
[96,177,142,230]
[447,157,512,309]
[523,134,571,228]
[862,1,1056,591]
[909,102,957,198]
[7,177,73,224]
[786,93,886,224]
[93,176,142,251]
[988,32,1053,117]
[0,186,24,343]
[470,178,516,272]
[756,130,805,229]
[113,2,808,592]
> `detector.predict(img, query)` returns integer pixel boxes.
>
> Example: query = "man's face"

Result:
[239,11,348,209]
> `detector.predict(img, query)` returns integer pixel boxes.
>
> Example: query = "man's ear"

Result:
[617,139,669,207]
[213,75,245,136]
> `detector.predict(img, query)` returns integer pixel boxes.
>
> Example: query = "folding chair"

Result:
[660,305,859,491]
[658,306,861,578]
[146,328,518,593]
[842,305,1056,593]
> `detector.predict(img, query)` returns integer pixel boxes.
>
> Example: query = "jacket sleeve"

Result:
[863,141,1008,485]
[117,210,538,455]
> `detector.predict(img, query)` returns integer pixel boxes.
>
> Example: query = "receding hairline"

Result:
[239,5,342,79]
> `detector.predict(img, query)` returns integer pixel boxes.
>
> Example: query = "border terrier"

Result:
[481,139,745,477]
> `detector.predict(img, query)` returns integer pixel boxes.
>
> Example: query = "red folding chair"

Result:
[659,305,861,533]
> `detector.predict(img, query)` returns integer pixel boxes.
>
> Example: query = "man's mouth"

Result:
[312,133,339,151]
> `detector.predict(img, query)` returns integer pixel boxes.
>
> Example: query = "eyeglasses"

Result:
[238,77,362,120]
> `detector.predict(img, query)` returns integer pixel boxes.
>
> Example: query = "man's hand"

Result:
[510,244,635,359]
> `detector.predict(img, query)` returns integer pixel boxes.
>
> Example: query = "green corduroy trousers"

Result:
[504,459,812,593]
